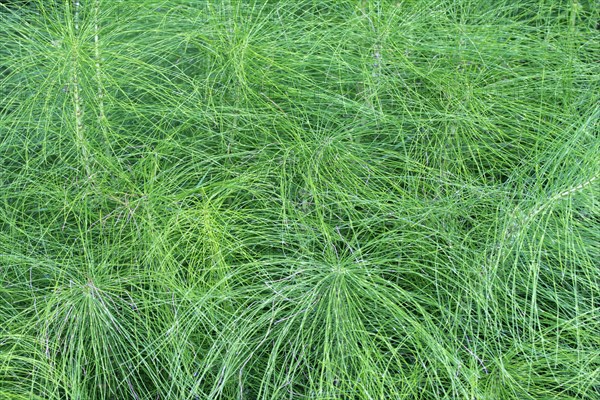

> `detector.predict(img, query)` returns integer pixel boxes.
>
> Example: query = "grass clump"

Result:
[1,0,599,399]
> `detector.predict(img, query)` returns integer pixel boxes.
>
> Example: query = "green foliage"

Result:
[1,0,598,398]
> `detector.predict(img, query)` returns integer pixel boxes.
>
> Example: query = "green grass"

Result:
[1,0,598,399]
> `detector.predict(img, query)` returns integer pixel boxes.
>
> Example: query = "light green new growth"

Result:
[1,0,598,399]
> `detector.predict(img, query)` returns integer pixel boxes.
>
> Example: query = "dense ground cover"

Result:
[1,0,598,398]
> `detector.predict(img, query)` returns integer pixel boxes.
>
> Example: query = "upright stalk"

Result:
[94,0,109,155]
[72,0,92,179]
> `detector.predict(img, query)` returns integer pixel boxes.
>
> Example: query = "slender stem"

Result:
[94,0,111,157]
[72,0,91,179]
[94,0,105,125]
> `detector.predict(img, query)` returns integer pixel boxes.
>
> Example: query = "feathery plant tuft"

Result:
[1,0,599,399]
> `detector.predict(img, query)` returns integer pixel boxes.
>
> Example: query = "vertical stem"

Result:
[71,0,91,179]
[358,1,382,114]
[569,0,580,32]
[94,0,110,156]
[94,0,105,123]
[563,0,580,111]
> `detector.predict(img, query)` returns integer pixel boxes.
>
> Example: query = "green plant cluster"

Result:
[1,1,598,399]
